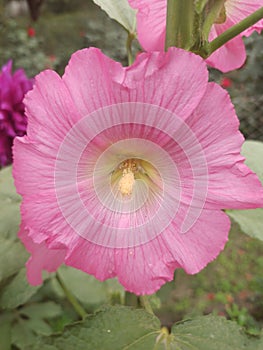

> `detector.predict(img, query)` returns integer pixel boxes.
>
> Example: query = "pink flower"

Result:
[0,60,33,167]
[129,0,263,72]
[13,48,263,295]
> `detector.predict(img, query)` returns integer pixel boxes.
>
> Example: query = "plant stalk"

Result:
[126,32,135,65]
[139,295,154,315]
[56,272,86,319]
[165,0,194,50]
[208,6,263,56]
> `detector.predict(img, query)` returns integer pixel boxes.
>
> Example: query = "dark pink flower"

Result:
[129,0,263,72]
[48,55,56,62]
[220,77,233,88]
[0,61,33,166]
[27,27,36,38]
[206,293,215,301]
[0,132,12,166]
[13,48,263,295]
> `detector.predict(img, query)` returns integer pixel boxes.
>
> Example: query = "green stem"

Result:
[165,0,177,50]
[126,32,135,65]
[208,6,263,56]
[195,0,210,14]
[165,0,194,50]
[139,295,154,315]
[56,272,86,319]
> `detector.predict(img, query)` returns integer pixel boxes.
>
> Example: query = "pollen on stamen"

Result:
[117,159,138,197]
[118,168,135,197]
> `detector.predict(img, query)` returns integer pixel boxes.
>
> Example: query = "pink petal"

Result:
[13,136,58,208]
[128,0,166,51]
[64,208,230,295]
[64,235,179,295]
[226,0,263,24]
[187,82,263,209]
[206,19,247,72]
[63,47,208,120]
[62,48,125,117]
[125,48,208,117]
[13,137,72,243]
[19,224,66,285]
[24,70,81,143]
[164,209,230,275]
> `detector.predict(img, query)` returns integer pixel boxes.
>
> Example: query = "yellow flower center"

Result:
[110,157,161,199]
[118,159,138,197]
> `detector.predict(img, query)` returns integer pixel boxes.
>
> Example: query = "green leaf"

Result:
[0,313,12,350]
[20,301,63,320]
[0,166,21,240]
[251,330,263,350]
[26,310,263,350]
[11,303,63,348]
[12,321,38,349]
[228,208,263,240]
[0,238,28,283]
[92,0,137,33]
[0,268,41,309]
[241,140,263,184]
[33,306,160,350]
[26,318,53,335]
[0,166,20,199]
[246,335,263,350]
[58,266,124,307]
[166,315,258,350]
[227,140,263,241]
